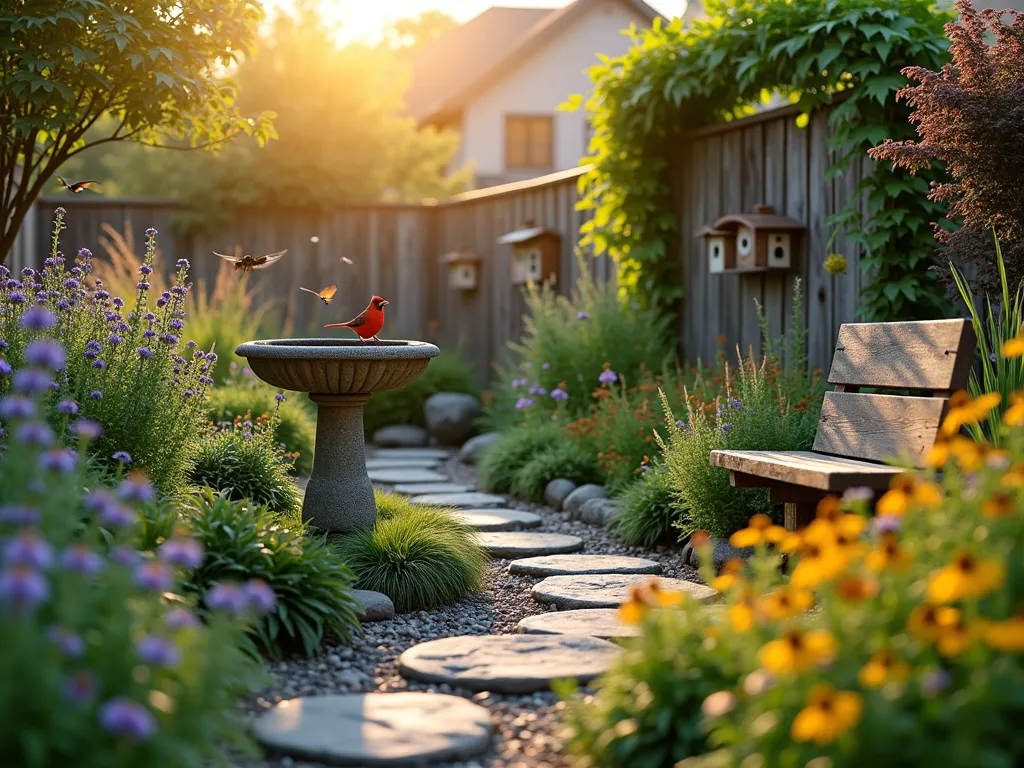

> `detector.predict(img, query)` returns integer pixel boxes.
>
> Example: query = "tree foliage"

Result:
[0,0,274,260]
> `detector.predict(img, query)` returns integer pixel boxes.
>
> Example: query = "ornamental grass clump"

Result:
[0,209,213,493]
[563,383,1024,768]
[476,422,566,494]
[610,462,688,547]
[510,440,602,503]
[0,360,269,767]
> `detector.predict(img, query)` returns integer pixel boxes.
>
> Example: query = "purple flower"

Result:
[241,366,251,376]
[57,399,78,414]
[94,290,109,300]
[165,607,200,630]
[0,505,38,526]
[112,297,124,308]
[0,565,49,610]
[145,227,157,236]
[85,340,102,351]
[16,422,54,446]
[61,544,104,575]
[242,579,277,615]
[19,306,57,329]
[676,419,686,429]
[0,339,6,350]
[48,626,86,658]
[577,312,590,320]
[159,537,203,569]
[186,340,197,349]
[598,369,618,385]
[110,546,140,566]
[183,389,194,398]
[542,362,551,370]
[39,449,76,473]
[21,267,35,277]
[135,634,179,666]
[922,668,952,697]
[275,393,286,403]
[86,490,136,527]
[206,582,248,615]
[4,530,54,569]
[143,330,156,339]
[175,259,190,269]
[0,359,10,376]
[159,333,178,346]
[872,515,902,535]
[528,385,547,396]
[78,248,93,259]
[0,395,35,419]
[843,486,875,503]
[550,388,569,401]
[99,698,156,742]
[90,390,103,400]
[8,291,25,305]
[12,368,53,394]
[170,285,187,297]
[92,360,107,370]
[118,474,154,504]
[72,419,102,440]
[134,560,172,591]
[83,348,98,360]
[719,422,733,435]
[107,334,122,345]
[64,278,80,289]
[511,377,528,390]
[168,319,184,331]
[63,672,96,704]
[514,398,535,410]
[138,264,153,275]
[729,398,741,409]
[112,451,132,464]
[137,347,152,360]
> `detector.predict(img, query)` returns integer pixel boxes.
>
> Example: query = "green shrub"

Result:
[333,492,486,612]
[188,410,301,516]
[610,463,687,547]
[511,440,601,502]
[362,349,479,437]
[477,423,566,494]
[182,489,361,658]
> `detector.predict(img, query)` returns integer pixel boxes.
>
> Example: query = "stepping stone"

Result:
[368,468,447,485]
[517,608,641,641]
[393,482,472,495]
[351,589,395,622]
[452,508,542,532]
[253,692,493,766]
[411,492,506,509]
[532,574,718,610]
[399,634,618,694]
[375,448,450,460]
[477,532,583,559]
[365,457,440,471]
[508,554,662,577]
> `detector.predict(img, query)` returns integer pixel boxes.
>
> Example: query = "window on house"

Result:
[505,115,553,170]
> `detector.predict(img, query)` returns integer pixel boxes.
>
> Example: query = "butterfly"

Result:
[299,285,338,305]
[213,246,287,273]
[57,175,100,193]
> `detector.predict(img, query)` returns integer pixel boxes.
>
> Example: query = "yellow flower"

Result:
[948,436,984,470]
[908,603,960,643]
[815,496,843,522]
[1001,333,1024,358]
[759,629,837,674]
[912,481,944,508]
[982,491,1015,519]
[757,586,815,620]
[927,550,1006,603]
[618,586,650,624]
[791,541,849,588]
[728,600,755,632]
[791,684,863,745]
[1004,393,1024,426]
[729,513,787,549]
[936,612,975,657]
[858,650,910,688]
[984,614,1024,652]
[711,558,745,591]
[834,575,879,603]
[925,441,951,468]
[940,391,1001,438]
[1002,464,1024,488]
[876,488,909,517]
[867,531,912,573]
[618,580,686,623]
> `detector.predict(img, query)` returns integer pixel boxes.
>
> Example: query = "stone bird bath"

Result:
[235,339,440,531]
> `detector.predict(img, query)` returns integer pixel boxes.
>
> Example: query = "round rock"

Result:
[411,492,507,509]
[477,532,584,558]
[374,448,450,460]
[452,508,542,531]
[508,554,662,577]
[398,634,618,693]
[365,457,440,471]
[532,574,718,609]
[393,482,472,495]
[253,692,493,766]
[351,589,395,622]
[372,425,429,448]
[368,468,447,485]
[517,608,641,641]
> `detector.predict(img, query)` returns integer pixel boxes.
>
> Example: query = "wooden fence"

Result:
[13,103,873,382]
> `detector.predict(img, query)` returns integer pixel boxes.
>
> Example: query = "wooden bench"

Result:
[710,319,977,530]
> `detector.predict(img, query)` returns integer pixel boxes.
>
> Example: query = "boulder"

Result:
[689,537,755,572]
[351,589,395,622]
[563,484,607,519]
[372,425,429,448]
[579,498,619,527]
[424,393,481,446]
[459,433,501,465]
[544,479,577,510]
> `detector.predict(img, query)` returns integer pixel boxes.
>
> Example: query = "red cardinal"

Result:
[325,295,389,343]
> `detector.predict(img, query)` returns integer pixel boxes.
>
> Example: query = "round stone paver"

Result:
[411,492,507,509]
[452,508,542,532]
[368,468,447,485]
[508,554,662,577]
[477,532,584,559]
[365,457,441,471]
[398,634,619,693]
[393,482,472,496]
[532,574,718,609]
[517,608,641,641]
[374,448,450,460]
[253,692,493,766]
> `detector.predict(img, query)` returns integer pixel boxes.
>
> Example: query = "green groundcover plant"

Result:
[476,423,567,495]
[610,462,687,548]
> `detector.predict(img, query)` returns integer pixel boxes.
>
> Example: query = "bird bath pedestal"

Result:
[235,339,440,531]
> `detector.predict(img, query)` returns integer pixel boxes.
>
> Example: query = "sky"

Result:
[317,0,686,45]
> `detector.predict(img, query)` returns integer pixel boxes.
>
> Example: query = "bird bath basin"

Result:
[235,339,440,531]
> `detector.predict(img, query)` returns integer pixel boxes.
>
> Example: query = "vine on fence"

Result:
[568,0,952,320]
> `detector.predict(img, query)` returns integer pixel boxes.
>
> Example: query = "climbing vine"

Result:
[569,0,952,320]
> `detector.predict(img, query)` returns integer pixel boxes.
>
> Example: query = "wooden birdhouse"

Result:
[497,221,560,285]
[703,204,805,272]
[698,226,734,273]
[441,249,481,291]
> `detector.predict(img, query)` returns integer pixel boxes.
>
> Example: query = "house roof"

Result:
[409,0,663,126]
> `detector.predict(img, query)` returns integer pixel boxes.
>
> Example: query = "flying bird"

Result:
[341,256,353,265]
[299,284,338,305]
[324,295,388,343]
[57,175,100,193]
[213,246,287,273]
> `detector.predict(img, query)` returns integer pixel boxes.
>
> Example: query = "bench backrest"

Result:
[812,319,977,467]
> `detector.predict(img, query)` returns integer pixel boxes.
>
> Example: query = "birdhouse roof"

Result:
[712,212,804,232]
[441,249,481,264]
[497,226,558,245]
[697,226,730,238]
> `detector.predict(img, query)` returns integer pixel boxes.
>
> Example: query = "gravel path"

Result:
[241,452,697,768]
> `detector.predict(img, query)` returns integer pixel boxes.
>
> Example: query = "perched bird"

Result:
[213,246,287,273]
[57,175,100,193]
[299,284,338,305]
[324,295,389,343]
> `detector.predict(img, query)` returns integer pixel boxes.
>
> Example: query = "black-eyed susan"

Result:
[911,480,944,508]
[618,579,686,624]
[757,586,814,620]
[1002,464,1024,488]
[790,684,863,745]
[927,550,1005,603]
[1005,393,1024,426]
[876,485,910,517]
[729,513,787,549]
[815,496,842,522]
[727,591,756,632]
[758,629,837,674]
[1001,332,1024,358]
[925,440,951,468]
[858,650,911,688]
[983,611,1024,652]
[948,436,984,471]
[835,575,880,603]
[790,541,849,589]
[866,531,912,572]
[711,558,745,591]
[982,491,1015,518]
[936,612,976,657]
[908,603,960,643]
[940,391,1001,438]
[618,584,650,624]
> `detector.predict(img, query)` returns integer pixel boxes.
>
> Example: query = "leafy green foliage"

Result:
[333,492,486,612]
[182,489,361,658]
[363,348,479,438]
[477,423,566,494]
[610,463,688,547]
[511,441,602,503]
[570,0,951,319]
[0,0,274,259]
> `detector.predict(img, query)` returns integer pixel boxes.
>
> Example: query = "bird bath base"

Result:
[306,393,375,530]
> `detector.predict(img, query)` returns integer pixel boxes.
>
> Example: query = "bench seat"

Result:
[710,450,905,492]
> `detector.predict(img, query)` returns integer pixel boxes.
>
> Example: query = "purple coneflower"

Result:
[61,544,104,575]
[598,369,618,385]
[99,697,156,741]
[159,537,203,569]
[550,388,568,401]
[0,565,49,610]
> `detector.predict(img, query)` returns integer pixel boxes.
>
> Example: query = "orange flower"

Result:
[927,550,1005,603]
[948,436,984,471]
[711,558,745,591]
[1001,334,1024,358]
[1004,392,1024,426]
[908,603,960,643]
[729,514,787,549]
[759,629,837,674]
[940,391,1000,437]
[815,496,842,522]
[858,650,910,687]
[982,492,1015,518]
[835,576,879,602]
[1002,464,1024,488]
[984,613,1024,652]
[790,684,862,745]
[866,532,912,572]
[728,591,756,632]
[757,586,815,620]
[617,579,686,624]
[791,541,849,588]
[912,480,944,509]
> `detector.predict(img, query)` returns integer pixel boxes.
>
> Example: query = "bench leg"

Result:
[784,502,816,531]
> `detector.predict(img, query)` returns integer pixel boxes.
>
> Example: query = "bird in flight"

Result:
[213,246,287,273]
[57,175,100,193]
[325,295,388,344]
[299,285,338,305]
